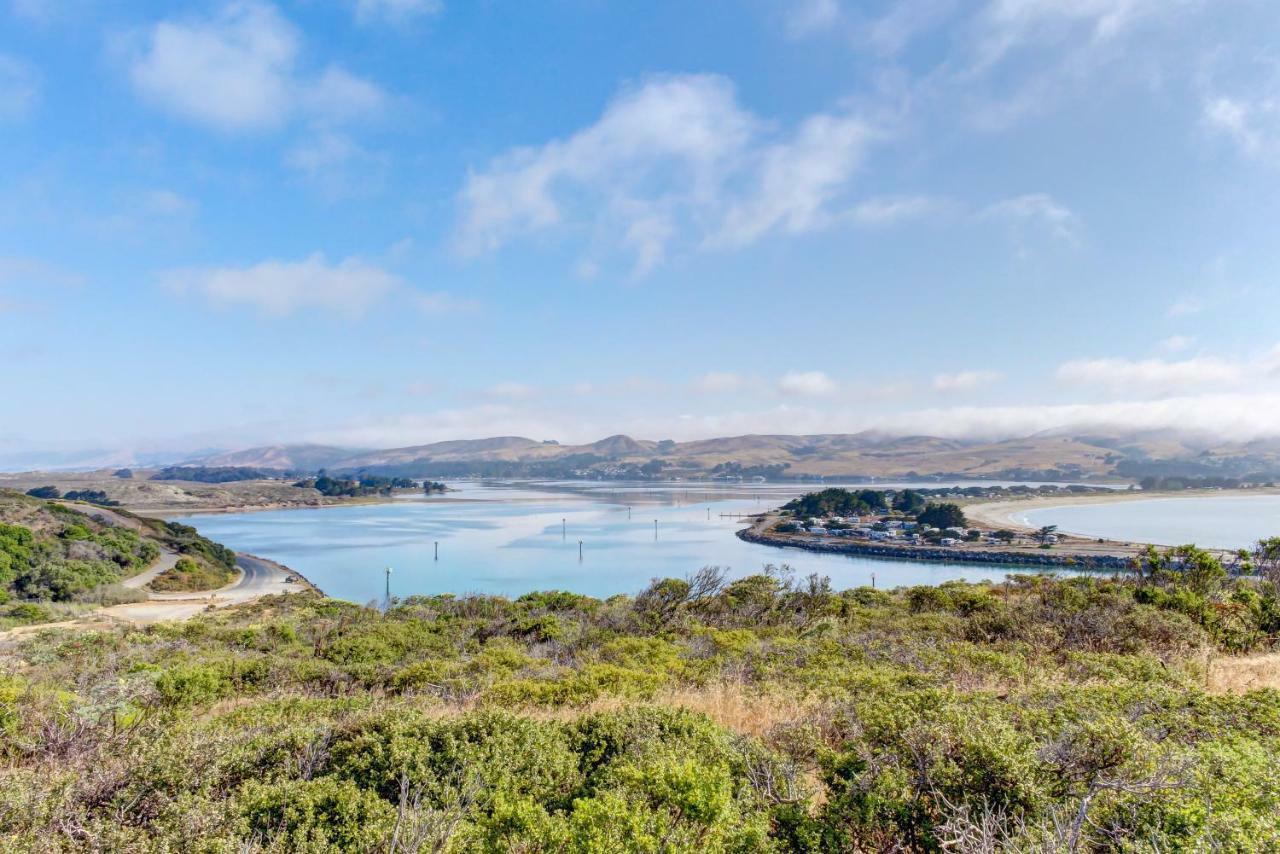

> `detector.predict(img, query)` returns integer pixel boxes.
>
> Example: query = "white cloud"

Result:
[782,0,1203,136]
[487,381,538,401]
[785,0,840,39]
[1203,77,1280,161]
[692,372,746,394]
[127,2,386,132]
[285,130,391,199]
[1056,355,1246,394]
[354,0,443,24]
[777,370,837,397]
[871,393,1280,442]
[0,257,84,288]
[981,193,1078,241]
[849,194,950,226]
[1204,96,1263,154]
[0,54,38,121]
[710,113,874,249]
[784,0,960,55]
[1159,335,1195,353]
[295,389,1280,449]
[9,0,96,23]
[933,370,1001,392]
[456,74,877,274]
[868,0,958,54]
[974,0,1176,69]
[142,189,198,217]
[1167,295,1204,317]
[416,291,480,315]
[286,132,361,175]
[457,75,753,253]
[303,66,387,121]
[162,253,401,316]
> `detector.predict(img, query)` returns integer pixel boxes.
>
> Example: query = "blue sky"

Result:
[2,0,1280,464]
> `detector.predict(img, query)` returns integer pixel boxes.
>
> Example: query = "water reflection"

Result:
[178,480,1092,603]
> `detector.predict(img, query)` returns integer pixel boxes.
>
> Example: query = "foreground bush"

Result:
[1,566,1279,850]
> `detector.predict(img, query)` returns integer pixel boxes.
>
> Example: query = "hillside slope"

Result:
[176,429,1280,483]
[0,491,237,627]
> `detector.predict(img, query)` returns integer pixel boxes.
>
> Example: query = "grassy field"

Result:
[2,559,1280,851]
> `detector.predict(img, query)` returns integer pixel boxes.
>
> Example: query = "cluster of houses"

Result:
[797,516,1010,548]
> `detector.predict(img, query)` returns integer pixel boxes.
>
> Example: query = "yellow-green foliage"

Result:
[2,570,1280,850]
[0,492,161,618]
[148,556,237,593]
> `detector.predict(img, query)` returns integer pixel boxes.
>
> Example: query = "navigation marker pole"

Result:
[562,519,566,540]
[434,542,438,561]
[654,519,658,540]
[384,566,393,609]
[579,540,583,561]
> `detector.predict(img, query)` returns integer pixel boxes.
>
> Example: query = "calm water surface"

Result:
[1019,495,1280,550]
[177,481,1087,603]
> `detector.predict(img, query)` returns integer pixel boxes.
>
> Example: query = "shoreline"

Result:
[735,515,1142,572]
[129,489,464,520]
[736,525,1134,571]
[964,487,1280,543]
[108,484,1280,604]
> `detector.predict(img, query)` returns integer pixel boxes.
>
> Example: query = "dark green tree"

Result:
[917,503,967,529]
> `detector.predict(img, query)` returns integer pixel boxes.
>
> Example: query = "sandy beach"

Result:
[965,487,1280,535]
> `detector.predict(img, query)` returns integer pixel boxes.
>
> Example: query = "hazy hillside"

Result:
[177,429,1280,483]
[191,444,368,472]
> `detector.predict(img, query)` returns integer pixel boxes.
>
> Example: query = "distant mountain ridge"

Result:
[180,429,1280,482]
[192,444,372,473]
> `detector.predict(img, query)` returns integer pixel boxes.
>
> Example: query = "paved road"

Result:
[54,500,181,589]
[2,510,314,635]
[122,550,180,589]
[106,554,308,623]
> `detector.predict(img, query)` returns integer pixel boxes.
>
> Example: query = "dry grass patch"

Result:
[1207,652,1280,693]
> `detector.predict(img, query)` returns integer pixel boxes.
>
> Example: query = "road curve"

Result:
[103,554,311,624]
[1,507,316,635]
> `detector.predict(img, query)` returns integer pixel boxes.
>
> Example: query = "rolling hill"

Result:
[178,429,1280,482]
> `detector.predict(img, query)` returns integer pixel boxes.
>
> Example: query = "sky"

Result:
[3,0,1280,466]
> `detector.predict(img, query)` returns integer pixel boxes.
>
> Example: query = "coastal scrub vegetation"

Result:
[0,495,158,623]
[0,493,236,627]
[24,486,121,506]
[293,474,419,498]
[152,466,280,483]
[148,556,237,593]
[3,550,1280,850]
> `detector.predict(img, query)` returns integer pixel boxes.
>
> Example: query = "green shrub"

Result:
[236,777,396,852]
